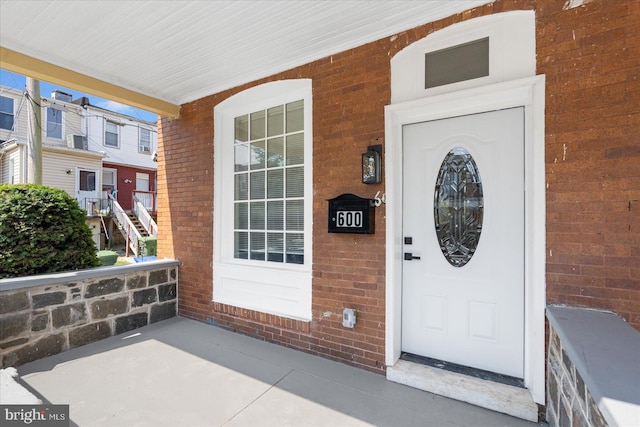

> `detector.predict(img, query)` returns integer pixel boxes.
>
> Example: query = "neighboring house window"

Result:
[136,172,150,191]
[213,79,312,321]
[139,128,151,153]
[102,168,116,198]
[105,121,119,147]
[79,170,96,192]
[46,107,63,139]
[0,96,14,130]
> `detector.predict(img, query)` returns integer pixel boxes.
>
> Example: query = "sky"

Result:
[0,69,158,123]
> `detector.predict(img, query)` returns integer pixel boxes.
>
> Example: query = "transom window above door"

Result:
[233,100,305,264]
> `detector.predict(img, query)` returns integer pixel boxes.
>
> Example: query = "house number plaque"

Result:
[328,194,375,234]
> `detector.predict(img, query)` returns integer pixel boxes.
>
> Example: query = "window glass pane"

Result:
[286,133,304,165]
[232,99,306,265]
[105,122,118,147]
[434,147,484,267]
[286,100,304,133]
[267,201,284,230]
[0,96,13,130]
[286,234,304,264]
[267,233,284,262]
[235,143,249,172]
[235,174,248,200]
[250,232,265,260]
[267,169,284,199]
[250,202,265,229]
[250,110,265,140]
[286,200,304,231]
[235,232,248,259]
[0,96,12,114]
[79,170,96,191]
[47,108,62,139]
[267,105,284,137]
[235,202,248,229]
[250,140,265,170]
[425,37,489,89]
[286,167,304,198]
[139,128,151,152]
[103,170,115,186]
[250,171,265,199]
[0,113,13,130]
[235,115,248,143]
[267,137,284,168]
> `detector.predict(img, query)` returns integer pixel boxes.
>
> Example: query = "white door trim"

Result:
[384,75,546,404]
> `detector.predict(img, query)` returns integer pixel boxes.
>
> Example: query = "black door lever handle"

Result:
[404,253,421,261]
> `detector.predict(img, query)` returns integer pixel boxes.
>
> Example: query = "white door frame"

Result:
[384,75,546,404]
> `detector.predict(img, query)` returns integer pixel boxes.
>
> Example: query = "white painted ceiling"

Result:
[0,1,492,106]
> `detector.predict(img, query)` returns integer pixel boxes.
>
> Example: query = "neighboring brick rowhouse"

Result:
[0,264,178,368]
[157,0,640,372]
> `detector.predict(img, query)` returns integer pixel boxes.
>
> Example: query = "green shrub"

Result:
[0,184,99,278]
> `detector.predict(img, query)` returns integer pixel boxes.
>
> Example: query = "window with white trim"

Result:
[46,107,63,139]
[139,128,151,153]
[213,79,312,321]
[0,96,14,131]
[233,99,305,264]
[105,121,119,147]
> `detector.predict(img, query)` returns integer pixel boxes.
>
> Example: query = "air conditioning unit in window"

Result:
[67,134,88,150]
[141,146,151,152]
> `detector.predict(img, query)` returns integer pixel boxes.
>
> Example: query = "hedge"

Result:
[0,184,99,278]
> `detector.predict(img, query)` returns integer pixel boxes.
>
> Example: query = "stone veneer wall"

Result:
[547,323,607,427]
[0,260,179,368]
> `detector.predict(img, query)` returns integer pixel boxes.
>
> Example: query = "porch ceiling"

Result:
[0,1,492,117]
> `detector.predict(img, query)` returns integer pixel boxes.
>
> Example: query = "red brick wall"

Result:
[157,0,640,374]
[537,0,640,330]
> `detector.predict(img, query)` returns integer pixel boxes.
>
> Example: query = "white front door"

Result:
[401,108,524,378]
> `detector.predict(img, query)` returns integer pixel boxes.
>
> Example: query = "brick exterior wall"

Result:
[537,0,640,330]
[157,0,640,374]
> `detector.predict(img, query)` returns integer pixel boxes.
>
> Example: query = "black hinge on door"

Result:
[404,253,421,261]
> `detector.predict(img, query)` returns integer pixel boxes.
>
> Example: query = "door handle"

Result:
[404,252,421,261]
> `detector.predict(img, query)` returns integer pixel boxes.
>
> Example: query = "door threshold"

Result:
[400,352,525,388]
[387,357,538,422]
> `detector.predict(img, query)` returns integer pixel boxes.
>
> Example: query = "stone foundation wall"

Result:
[547,324,607,427]
[0,261,178,368]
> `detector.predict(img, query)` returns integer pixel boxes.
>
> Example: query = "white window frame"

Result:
[104,120,120,148]
[0,95,15,131]
[46,107,64,139]
[213,79,312,321]
[139,127,151,153]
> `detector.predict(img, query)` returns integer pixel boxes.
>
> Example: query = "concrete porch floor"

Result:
[17,317,545,426]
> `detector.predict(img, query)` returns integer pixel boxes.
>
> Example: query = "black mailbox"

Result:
[328,194,375,234]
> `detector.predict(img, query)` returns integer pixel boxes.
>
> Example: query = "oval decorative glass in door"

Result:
[434,147,483,267]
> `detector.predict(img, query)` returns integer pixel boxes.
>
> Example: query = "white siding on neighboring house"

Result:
[0,143,23,184]
[85,107,157,170]
[42,147,103,199]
